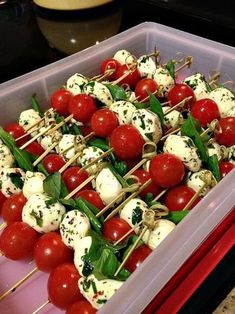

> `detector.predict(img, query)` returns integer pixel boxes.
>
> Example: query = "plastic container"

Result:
[0,22,234,314]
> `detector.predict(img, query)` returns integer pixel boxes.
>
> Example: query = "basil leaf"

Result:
[60,178,69,198]
[145,193,154,206]
[207,154,221,182]
[105,84,127,101]
[107,164,129,188]
[59,198,76,208]
[43,172,61,199]
[165,210,189,224]
[88,138,115,163]
[31,94,43,117]
[165,60,175,79]
[79,198,104,224]
[113,161,128,176]
[37,163,49,176]
[133,102,149,109]
[0,127,15,151]
[13,147,34,171]
[71,124,82,135]
[148,92,164,126]
[181,115,209,163]
[9,173,24,189]
[54,114,70,134]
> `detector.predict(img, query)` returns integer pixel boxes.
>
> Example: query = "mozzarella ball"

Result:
[183,73,209,100]
[19,109,42,134]
[137,55,157,77]
[113,49,135,65]
[23,171,46,199]
[131,109,162,143]
[162,106,184,129]
[228,145,235,165]
[227,106,235,117]
[0,168,25,197]
[74,236,92,276]
[186,169,216,196]
[66,73,88,95]
[57,134,81,161]
[22,193,65,233]
[60,210,90,249]
[208,87,235,118]
[142,219,176,250]
[0,144,14,170]
[38,128,62,151]
[150,67,175,95]
[163,134,202,172]
[110,101,136,125]
[120,198,148,233]
[78,146,104,175]
[83,81,113,107]
[79,274,123,310]
[95,167,123,205]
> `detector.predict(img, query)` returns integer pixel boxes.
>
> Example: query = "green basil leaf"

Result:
[107,164,129,188]
[13,147,34,172]
[133,102,149,109]
[207,154,221,182]
[113,161,128,176]
[165,60,175,79]
[60,178,69,198]
[145,193,154,206]
[148,92,164,126]
[105,84,127,101]
[71,124,82,135]
[9,173,24,189]
[31,94,43,117]
[36,163,49,176]
[165,210,189,224]
[79,198,104,224]
[54,114,70,134]
[0,127,16,151]
[59,198,76,208]
[88,138,115,163]
[43,172,61,199]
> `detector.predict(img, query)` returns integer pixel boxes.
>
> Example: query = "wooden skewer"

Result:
[46,114,73,135]
[96,191,126,218]
[164,96,193,115]
[123,158,147,179]
[114,220,143,246]
[161,127,181,141]
[96,69,116,82]
[58,149,85,174]
[0,267,38,301]
[33,142,59,167]
[175,56,193,73]
[59,132,95,156]
[31,300,50,314]
[152,189,168,202]
[20,125,53,150]
[111,65,136,85]
[64,175,96,200]
[79,148,114,173]
[15,126,41,142]
[182,184,206,211]
[0,222,6,231]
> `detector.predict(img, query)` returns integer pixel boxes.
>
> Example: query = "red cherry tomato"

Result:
[0,191,7,214]
[91,108,118,137]
[149,153,185,188]
[164,185,201,211]
[69,94,97,123]
[47,263,83,310]
[134,78,158,101]
[191,98,220,127]
[75,189,105,210]
[1,193,27,225]
[110,125,145,160]
[4,123,30,147]
[62,166,91,192]
[133,169,161,198]
[24,141,45,156]
[66,301,96,314]
[219,161,235,178]
[100,58,121,81]
[34,232,73,272]
[115,64,141,88]
[43,154,66,174]
[125,245,152,273]
[102,217,132,243]
[51,89,72,116]
[167,83,195,110]
[0,222,39,260]
[216,117,235,147]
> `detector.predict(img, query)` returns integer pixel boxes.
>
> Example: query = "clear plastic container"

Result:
[0,22,234,314]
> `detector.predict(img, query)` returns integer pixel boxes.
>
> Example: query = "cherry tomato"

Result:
[1,193,27,225]
[34,232,73,272]
[110,125,145,160]
[62,166,91,192]
[215,117,235,147]
[149,153,185,188]
[24,141,45,156]
[0,222,39,260]
[51,89,72,116]
[191,98,220,127]
[69,94,97,123]
[47,263,83,310]
[43,154,66,174]
[100,58,121,81]
[75,189,105,210]
[164,185,201,211]
[219,161,235,178]
[102,217,132,243]
[133,169,161,198]
[125,245,152,273]
[134,78,158,101]
[91,108,118,137]
[115,64,141,88]
[66,301,96,314]
[0,191,7,214]
[167,83,195,110]
[4,123,30,147]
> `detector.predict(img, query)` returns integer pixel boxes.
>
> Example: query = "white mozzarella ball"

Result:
[22,193,65,233]
[163,134,202,172]
[66,73,88,95]
[142,219,176,250]
[60,210,90,249]
[0,168,25,197]
[79,274,123,310]
[57,134,81,161]
[228,145,235,165]
[186,169,216,196]
[207,142,223,161]
[19,109,42,134]
[151,67,175,95]
[131,109,162,143]
[120,198,148,233]
[113,49,135,65]
[23,171,46,199]
[227,106,235,117]
[95,167,123,205]
[83,81,113,107]
[208,87,235,118]
[137,55,157,77]
[162,106,184,129]
[0,144,14,170]
[183,73,209,100]
[74,236,92,276]
[78,146,104,175]
[110,101,136,125]
[38,128,62,151]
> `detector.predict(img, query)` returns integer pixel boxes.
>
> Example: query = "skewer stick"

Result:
[114,220,143,246]
[152,189,168,202]
[200,119,220,138]
[96,69,116,82]
[31,300,50,314]
[46,114,73,135]
[123,159,147,179]
[161,127,181,141]
[33,142,59,167]
[64,175,96,200]
[20,125,53,150]
[0,267,38,301]
[164,96,193,115]
[208,72,220,86]
[15,126,41,142]
[79,148,114,173]
[111,64,136,85]
[175,56,193,73]
[96,191,125,218]
[58,149,85,174]
[182,184,206,211]
[0,222,6,231]
[60,132,95,156]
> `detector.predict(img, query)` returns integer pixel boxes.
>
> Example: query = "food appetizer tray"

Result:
[0,22,235,314]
